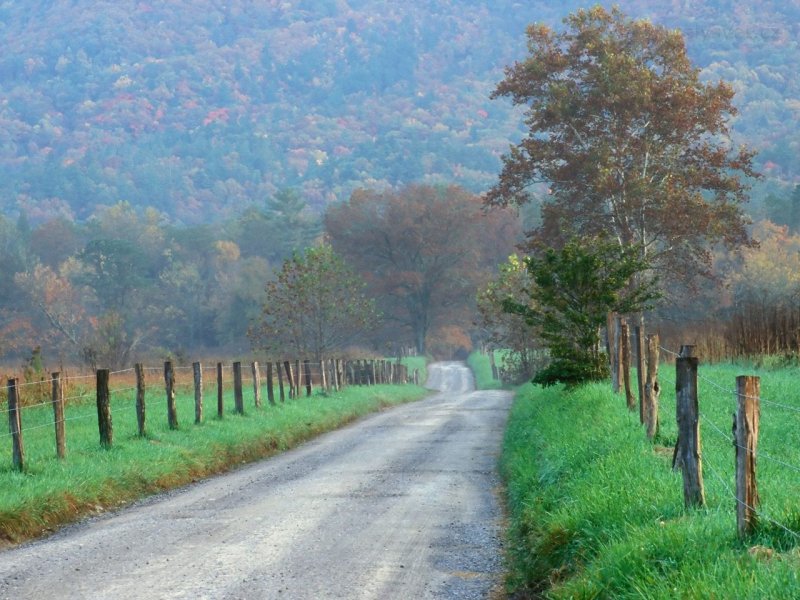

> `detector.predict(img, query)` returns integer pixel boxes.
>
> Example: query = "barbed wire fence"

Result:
[609,316,800,541]
[2,356,419,473]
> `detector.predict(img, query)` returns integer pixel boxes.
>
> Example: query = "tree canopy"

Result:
[325,184,519,356]
[486,6,758,288]
[249,244,377,361]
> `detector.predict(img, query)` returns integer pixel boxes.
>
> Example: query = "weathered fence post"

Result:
[252,362,262,408]
[52,372,66,459]
[276,361,286,402]
[164,361,178,430]
[635,324,646,423]
[233,361,244,414]
[336,359,344,389]
[644,334,660,440]
[673,346,705,507]
[490,350,498,380]
[193,361,203,424]
[608,312,620,393]
[216,362,224,418]
[621,319,635,411]
[96,369,113,447]
[735,375,760,537]
[135,363,146,436]
[7,378,24,470]
[283,361,294,399]
[319,358,327,392]
[266,362,275,405]
[294,360,301,397]
[304,360,312,396]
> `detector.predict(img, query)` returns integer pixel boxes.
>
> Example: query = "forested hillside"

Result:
[1,0,798,224]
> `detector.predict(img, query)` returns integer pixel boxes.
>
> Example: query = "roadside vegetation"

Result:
[466,351,503,390]
[0,381,428,546]
[501,363,800,598]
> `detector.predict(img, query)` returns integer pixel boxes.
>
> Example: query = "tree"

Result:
[249,244,377,360]
[477,254,542,383]
[486,6,758,289]
[505,239,659,387]
[325,184,519,355]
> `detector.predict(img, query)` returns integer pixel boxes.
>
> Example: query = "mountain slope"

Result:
[1,0,797,223]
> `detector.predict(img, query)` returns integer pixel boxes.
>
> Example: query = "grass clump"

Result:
[502,363,800,598]
[0,381,428,546]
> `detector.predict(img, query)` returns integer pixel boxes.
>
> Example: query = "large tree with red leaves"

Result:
[325,184,518,355]
[486,6,758,289]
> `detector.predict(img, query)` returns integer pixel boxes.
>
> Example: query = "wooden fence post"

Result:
[96,369,113,447]
[635,324,646,423]
[266,362,276,405]
[644,335,660,440]
[52,372,66,459]
[294,359,301,397]
[7,378,24,470]
[233,361,244,414]
[608,312,620,393]
[193,361,203,424]
[329,359,336,390]
[277,361,286,402]
[319,358,328,392]
[490,350,498,380]
[135,363,146,436]
[252,362,262,408]
[336,359,344,389]
[673,347,705,508]
[735,375,760,537]
[217,362,224,418]
[283,361,294,399]
[621,319,635,411]
[304,360,312,396]
[164,361,178,430]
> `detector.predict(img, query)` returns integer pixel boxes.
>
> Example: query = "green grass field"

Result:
[0,368,428,546]
[501,360,800,598]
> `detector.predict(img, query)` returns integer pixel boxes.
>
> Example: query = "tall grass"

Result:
[0,375,427,545]
[502,362,800,598]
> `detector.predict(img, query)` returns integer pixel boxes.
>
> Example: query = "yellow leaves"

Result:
[730,220,800,297]
[214,240,241,263]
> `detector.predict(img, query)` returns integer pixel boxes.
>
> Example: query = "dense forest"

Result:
[1,0,799,223]
[3,1,800,368]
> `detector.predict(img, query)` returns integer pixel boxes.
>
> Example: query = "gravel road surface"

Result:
[0,362,511,599]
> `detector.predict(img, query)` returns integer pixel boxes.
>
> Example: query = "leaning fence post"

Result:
[735,375,760,537]
[673,346,705,508]
[7,378,24,470]
[164,361,178,430]
[217,362,224,418]
[233,361,244,414]
[52,372,66,459]
[97,369,113,447]
[135,363,146,436]
[283,361,294,399]
[193,361,203,424]
[252,361,262,408]
[644,335,660,440]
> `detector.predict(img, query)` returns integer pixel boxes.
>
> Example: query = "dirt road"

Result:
[0,362,511,599]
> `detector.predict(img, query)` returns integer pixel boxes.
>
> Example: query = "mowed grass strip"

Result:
[0,377,428,546]
[502,363,800,599]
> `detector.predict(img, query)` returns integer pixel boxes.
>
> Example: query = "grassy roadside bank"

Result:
[501,368,800,599]
[0,381,428,547]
